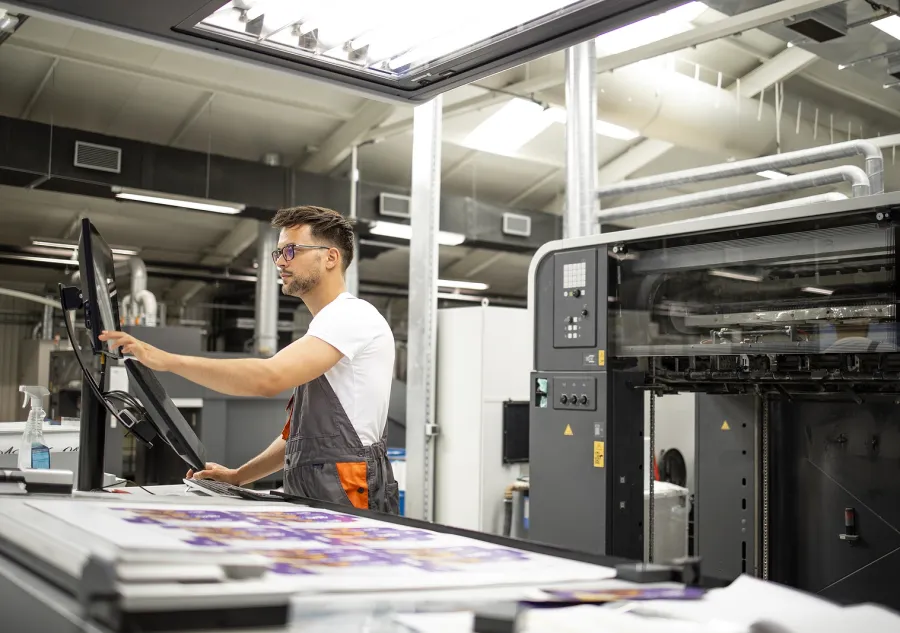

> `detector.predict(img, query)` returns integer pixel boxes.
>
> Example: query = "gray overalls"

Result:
[283,375,399,514]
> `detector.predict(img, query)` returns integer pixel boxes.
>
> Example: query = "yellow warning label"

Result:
[721,421,731,431]
[593,441,605,468]
[564,424,574,436]
[598,350,606,366]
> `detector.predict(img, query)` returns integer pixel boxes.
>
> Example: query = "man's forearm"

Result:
[166,354,276,397]
[235,436,286,486]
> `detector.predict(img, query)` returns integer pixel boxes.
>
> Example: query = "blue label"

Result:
[31,445,50,469]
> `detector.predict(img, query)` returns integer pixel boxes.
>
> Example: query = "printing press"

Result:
[3,196,900,632]
[529,191,900,611]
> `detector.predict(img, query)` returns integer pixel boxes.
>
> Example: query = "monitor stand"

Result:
[77,375,106,492]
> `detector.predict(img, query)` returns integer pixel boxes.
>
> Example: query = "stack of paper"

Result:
[26,501,616,592]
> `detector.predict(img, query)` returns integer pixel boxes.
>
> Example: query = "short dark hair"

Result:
[271,205,354,271]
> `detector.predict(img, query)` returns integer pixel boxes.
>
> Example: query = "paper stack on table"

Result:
[518,575,900,633]
[26,500,617,593]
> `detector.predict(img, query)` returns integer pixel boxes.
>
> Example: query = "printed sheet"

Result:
[27,501,615,591]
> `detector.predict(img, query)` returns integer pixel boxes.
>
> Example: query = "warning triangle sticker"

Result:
[721,421,731,431]
[564,424,574,436]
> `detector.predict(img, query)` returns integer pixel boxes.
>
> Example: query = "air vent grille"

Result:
[74,141,122,174]
[502,212,532,237]
[379,193,411,219]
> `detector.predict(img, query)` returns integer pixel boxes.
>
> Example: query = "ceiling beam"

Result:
[507,167,561,206]
[594,0,838,74]
[300,100,396,173]
[803,61,900,123]
[20,57,58,120]
[597,46,817,185]
[442,150,478,180]
[362,73,566,145]
[168,91,215,146]
[165,218,261,303]
[6,39,354,121]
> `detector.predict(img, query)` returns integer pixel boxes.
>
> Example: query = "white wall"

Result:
[0,296,40,422]
[644,392,696,493]
[435,306,530,533]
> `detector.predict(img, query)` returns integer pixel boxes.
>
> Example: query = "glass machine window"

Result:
[609,213,899,396]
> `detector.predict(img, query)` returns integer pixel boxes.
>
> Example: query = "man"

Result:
[100,205,399,513]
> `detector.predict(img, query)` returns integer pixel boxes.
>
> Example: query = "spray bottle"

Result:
[19,386,50,470]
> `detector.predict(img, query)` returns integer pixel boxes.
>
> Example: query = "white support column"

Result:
[254,222,279,357]
[405,96,442,521]
[565,40,598,238]
[345,144,360,297]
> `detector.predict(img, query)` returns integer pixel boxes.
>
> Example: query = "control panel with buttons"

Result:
[553,250,596,349]
[552,376,597,411]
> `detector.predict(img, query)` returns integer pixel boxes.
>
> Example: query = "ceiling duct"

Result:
[0,116,560,252]
[784,5,847,42]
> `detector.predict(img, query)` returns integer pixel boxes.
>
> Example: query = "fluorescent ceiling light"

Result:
[438,279,489,291]
[546,107,639,140]
[464,99,558,155]
[112,187,245,215]
[709,270,762,282]
[802,286,833,296]
[195,0,587,81]
[368,221,466,246]
[595,2,707,55]
[757,170,788,180]
[31,238,140,257]
[872,15,900,40]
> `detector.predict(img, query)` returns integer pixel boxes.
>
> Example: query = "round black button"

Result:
[570,394,578,405]
[580,395,588,405]
[581,309,589,317]
[357,487,366,494]
[560,394,568,404]
[572,289,582,298]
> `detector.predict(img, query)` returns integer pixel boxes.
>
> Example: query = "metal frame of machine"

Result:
[528,191,900,609]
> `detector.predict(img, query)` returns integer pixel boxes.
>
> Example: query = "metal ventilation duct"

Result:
[0,116,560,252]
[784,4,847,42]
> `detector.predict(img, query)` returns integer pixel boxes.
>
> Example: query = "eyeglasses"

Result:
[271,243,329,264]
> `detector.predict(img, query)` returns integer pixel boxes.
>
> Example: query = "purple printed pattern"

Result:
[257,545,529,574]
[113,508,355,526]
[179,525,435,547]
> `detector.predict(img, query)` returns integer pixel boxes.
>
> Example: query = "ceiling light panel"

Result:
[595,1,706,55]
[872,15,900,41]
[464,99,559,156]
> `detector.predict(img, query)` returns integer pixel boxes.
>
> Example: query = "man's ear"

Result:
[327,247,340,270]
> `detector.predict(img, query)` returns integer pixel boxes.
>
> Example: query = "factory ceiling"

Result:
[2,1,900,303]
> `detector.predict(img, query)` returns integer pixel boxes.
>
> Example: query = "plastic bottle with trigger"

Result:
[18,385,51,470]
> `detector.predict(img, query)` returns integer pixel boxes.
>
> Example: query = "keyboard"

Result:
[183,478,283,502]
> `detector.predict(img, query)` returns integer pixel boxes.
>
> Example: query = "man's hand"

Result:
[99,331,174,371]
[187,462,242,485]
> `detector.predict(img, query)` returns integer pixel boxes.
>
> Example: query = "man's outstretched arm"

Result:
[99,330,342,397]
[187,435,286,486]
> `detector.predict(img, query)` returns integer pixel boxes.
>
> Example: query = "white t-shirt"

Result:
[306,293,395,446]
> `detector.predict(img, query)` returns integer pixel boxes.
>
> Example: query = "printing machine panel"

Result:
[529,192,900,610]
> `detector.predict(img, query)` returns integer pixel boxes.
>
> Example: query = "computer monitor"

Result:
[124,359,206,472]
[78,218,122,359]
[502,400,530,464]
